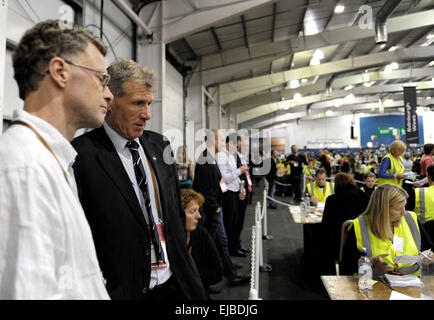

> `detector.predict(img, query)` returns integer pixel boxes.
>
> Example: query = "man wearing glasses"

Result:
[71,59,206,300]
[0,20,113,299]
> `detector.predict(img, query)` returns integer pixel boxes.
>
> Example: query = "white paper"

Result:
[389,291,416,300]
[384,274,423,287]
[316,202,325,210]
[393,236,404,253]
[395,254,419,264]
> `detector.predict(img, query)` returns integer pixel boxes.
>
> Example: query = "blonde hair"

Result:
[362,184,408,240]
[390,140,406,157]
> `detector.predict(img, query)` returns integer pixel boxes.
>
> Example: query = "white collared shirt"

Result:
[0,110,109,300]
[103,122,172,288]
[216,148,241,192]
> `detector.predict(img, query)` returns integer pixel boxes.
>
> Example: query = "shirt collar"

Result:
[13,109,77,170]
[103,121,140,153]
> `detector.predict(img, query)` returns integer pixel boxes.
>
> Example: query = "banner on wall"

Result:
[403,86,419,145]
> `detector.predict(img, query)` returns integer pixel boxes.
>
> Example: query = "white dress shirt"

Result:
[103,122,172,288]
[0,110,109,299]
[216,148,241,192]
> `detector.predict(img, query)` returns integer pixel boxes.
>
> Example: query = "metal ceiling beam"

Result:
[271,2,277,42]
[236,80,434,123]
[210,26,223,51]
[197,9,434,85]
[241,97,434,129]
[163,0,277,43]
[220,46,434,105]
[227,67,433,111]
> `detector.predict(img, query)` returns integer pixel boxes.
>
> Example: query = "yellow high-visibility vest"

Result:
[415,186,434,224]
[353,211,421,276]
[360,186,377,193]
[306,181,334,203]
[377,153,404,187]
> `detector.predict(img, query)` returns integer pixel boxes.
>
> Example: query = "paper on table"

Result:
[290,206,300,214]
[389,291,416,300]
[316,202,325,211]
[384,274,424,287]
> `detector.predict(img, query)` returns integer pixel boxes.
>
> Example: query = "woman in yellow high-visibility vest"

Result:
[377,140,406,188]
[341,184,434,276]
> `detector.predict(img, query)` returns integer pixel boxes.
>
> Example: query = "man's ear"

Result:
[47,57,69,89]
[107,96,117,113]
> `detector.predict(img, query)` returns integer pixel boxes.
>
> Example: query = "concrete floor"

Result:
[209,178,329,300]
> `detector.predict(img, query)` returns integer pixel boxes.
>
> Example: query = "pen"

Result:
[380,278,393,291]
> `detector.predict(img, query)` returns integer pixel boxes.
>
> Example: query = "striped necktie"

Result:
[126,140,165,264]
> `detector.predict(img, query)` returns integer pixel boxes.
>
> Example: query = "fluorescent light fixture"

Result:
[384,62,399,72]
[429,61,434,66]
[388,46,398,52]
[344,84,354,91]
[304,19,319,36]
[301,78,308,83]
[334,4,345,13]
[427,34,434,40]
[293,92,302,101]
[363,81,376,87]
[344,94,355,104]
[427,96,431,100]
[384,99,394,106]
[310,57,321,65]
[313,49,324,60]
[289,79,300,89]
[325,110,333,117]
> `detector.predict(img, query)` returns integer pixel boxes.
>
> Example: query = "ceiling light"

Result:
[334,4,345,14]
[313,49,324,60]
[344,85,354,91]
[363,81,376,87]
[304,19,319,36]
[301,78,308,83]
[427,34,434,40]
[384,99,394,106]
[310,57,321,66]
[429,61,434,66]
[388,46,398,52]
[293,92,302,101]
[427,96,431,100]
[344,94,355,104]
[289,79,300,89]
[325,110,333,117]
[384,62,399,72]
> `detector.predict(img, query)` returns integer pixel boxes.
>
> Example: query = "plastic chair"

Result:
[335,219,354,275]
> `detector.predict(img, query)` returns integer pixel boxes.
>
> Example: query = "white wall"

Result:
[0,0,8,133]
[163,62,184,153]
[265,114,362,151]
[423,110,434,144]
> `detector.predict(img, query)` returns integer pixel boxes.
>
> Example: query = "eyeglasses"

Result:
[64,60,111,88]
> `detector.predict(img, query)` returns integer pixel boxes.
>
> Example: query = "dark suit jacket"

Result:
[192,149,223,214]
[72,126,205,300]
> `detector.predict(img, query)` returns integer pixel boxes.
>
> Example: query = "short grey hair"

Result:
[107,59,155,97]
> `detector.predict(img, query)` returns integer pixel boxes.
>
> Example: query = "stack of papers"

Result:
[384,274,424,287]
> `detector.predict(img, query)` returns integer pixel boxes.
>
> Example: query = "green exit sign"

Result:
[377,127,405,136]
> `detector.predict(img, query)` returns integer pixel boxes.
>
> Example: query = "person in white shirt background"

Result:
[216,133,248,257]
[0,20,113,299]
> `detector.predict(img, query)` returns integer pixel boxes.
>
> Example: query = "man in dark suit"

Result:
[193,130,250,287]
[266,150,278,209]
[72,59,205,300]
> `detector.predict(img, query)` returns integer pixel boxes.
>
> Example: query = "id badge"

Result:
[219,178,228,193]
[393,236,404,253]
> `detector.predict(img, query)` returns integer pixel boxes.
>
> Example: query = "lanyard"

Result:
[12,121,70,184]
[144,153,163,223]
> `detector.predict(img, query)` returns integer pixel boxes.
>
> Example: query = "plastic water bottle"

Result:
[305,192,310,208]
[358,247,373,293]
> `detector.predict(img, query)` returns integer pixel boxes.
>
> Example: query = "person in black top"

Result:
[287,145,308,204]
[265,150,278,209]
[319,149,331,178]
[181,189,223,298]
[360,172,377,198]
[193,129,250,287]
[234,135,253,255]
[320,172,369,275]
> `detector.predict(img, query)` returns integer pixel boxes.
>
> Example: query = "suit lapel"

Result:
[93,127,148,231]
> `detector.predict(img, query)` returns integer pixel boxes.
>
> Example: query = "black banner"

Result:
[403,86,419,145]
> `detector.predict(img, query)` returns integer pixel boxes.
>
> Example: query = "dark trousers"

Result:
[222,191,240,253]
[291,174,302,202]
[233,189,250,250]
[142,275,186,301]
[203,208,237,279]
